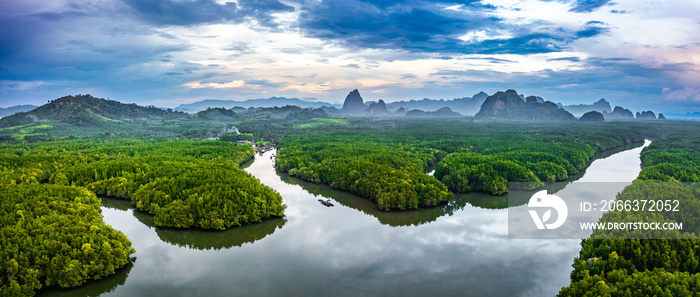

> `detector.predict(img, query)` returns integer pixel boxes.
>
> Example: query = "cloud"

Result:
[245,79,285,88]
[183,80,246,89]
[297,0,499,53]
[575,21,609,38]
[1,0,699,114]
[295,0,610,56]
[423,55,700,111]
[465,33,567,54]
[224,42,255,53]
[468,57,517,64]
[122,0,293,26]
[0,80,48,91]
[547,57,581,62]
[568,0,613,13]
[663,87,700,102]
[610,9,630,14]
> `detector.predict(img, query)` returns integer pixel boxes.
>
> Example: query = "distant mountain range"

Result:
[175,92,490,115]
[564,99,612,117]
[173,91,637,120]
[380,91,489,115]
[339,89,463,117]
[2,90,686,128]
[0,105,37,118]
[174,97,341,113]
[660,112,700,120]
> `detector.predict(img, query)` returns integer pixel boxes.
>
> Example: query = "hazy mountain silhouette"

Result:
[385,91,488,115]
[579,111,605,122]
[175,97,340,113]
[475,90,576,121]
[406,107,462,118]
[0,105,37,118]
[366,99,390,115]
[606,106,634,119]
[342,89,366,115]
[565,99,612,117]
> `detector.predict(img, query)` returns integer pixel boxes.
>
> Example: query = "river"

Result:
[39,140,650,297]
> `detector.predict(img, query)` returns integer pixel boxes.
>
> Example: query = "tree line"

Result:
[275,120,644,209]
[0,139,286,295]
[277,136,452,210]
[559,126,700,296]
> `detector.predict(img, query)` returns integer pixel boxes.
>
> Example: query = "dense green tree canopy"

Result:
[275,119,643,209]
[0,184,134,296]
[559,126,700,296]
[0,139,287,295]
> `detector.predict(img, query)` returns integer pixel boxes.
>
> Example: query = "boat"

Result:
[318,199,334,207]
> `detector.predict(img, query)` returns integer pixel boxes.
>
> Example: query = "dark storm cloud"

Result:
[0,16,37,67]
[0,1,195,82]
[122,0,294,26]
[296,0,500,53]
[296,0,609,55]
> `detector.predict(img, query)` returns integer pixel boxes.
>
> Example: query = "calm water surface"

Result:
[39,140,650,297]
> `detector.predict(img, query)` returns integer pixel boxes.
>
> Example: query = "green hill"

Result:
[0,95,242,141]
[0,94,187,128]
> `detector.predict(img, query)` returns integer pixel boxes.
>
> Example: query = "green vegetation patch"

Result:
[559,268,700,296]
[0,123,53,141]
[435,153,545,195]
[277,135,452,210]
[559,125,700,296]
[0,184,134,296]
[0,139,285,230]
[275,119,644,209]
[294,118,348,129]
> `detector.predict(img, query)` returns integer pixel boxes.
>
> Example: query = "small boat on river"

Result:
[318,199,334,207]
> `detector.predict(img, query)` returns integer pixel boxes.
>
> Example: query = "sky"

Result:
[1,0,700,113]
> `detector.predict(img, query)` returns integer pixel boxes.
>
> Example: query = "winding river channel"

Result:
[39,140,651,297]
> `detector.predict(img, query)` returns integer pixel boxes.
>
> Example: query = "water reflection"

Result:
[102,198,287,251]
[98,190,287,251]
[154,218,286,250]
[38,140,649,297]
[281,140,646,228]
[37,262,133,297]
[99,196,132,211]
[279,172,468,227]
